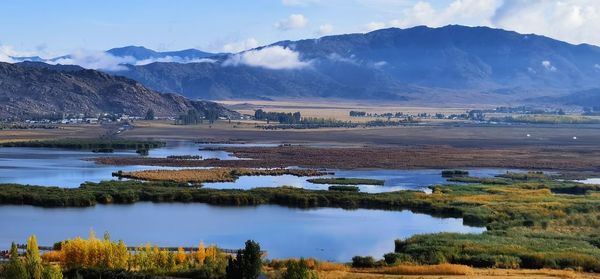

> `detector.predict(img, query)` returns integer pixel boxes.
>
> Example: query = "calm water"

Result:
[0,203,485,261]
[0,142,234,187]
[204,168,512,193]
[575,178,600,184]
[0,142,513,191]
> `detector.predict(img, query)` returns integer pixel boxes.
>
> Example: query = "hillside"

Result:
[0,62,237,119]
[111,25,600,103]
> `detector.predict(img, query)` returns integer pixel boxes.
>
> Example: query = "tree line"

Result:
[1,234,263,279]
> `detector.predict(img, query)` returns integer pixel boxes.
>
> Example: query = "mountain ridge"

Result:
[107,25,600,103]
[0,62,237,120]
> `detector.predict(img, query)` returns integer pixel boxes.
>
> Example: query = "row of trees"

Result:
[1,234,264,279]
[177,109,221,125]
[3,236,62,279]
[254,109,301,124]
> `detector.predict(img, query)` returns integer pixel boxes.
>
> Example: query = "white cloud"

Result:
[492,1,600,46]
[276,14,308,30]
[0,45,16,63]
[327,53,358,64]
[541,60,557,72]
[50,50,135,71]
[372,61,387,69]
[385,0,501,29]
[364,21,386,32]
[317,24,334,36]
[223,45,310,70]
[594,64,600,70]
[362,0,600,46]
[0,45,41,63]
[135,57,215,66]
[222,38,260,53]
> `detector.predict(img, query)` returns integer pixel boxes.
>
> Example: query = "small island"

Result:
[308,177,385,186]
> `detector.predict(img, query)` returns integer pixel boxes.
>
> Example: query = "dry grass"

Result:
[116,168,324,183]
[365,264,474,276]
[219,99,475,122]
[314,268,595,279]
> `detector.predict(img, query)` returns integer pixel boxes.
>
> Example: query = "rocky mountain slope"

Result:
[0,62,237,119]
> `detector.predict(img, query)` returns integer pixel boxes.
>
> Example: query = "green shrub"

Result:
[351,256,376,268]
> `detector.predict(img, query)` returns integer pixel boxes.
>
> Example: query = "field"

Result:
[220,99,478,122]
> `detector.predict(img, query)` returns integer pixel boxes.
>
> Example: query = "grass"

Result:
[492,115,600,124]
[0,138,166,150]
[370,263,474,275]
[113,168,326,184]
[308,177,384,185]
[1,173,600,272]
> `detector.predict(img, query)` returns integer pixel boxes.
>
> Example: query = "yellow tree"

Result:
[196,241,206,266]
[113,240,129,270]
[176,247,186,264]
[26,235,44,279]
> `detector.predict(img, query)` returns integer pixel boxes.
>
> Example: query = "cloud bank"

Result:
[48,50,214,71]
[222,38,260,53]
[223,46,309,70]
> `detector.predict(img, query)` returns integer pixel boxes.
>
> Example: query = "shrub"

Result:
[351,256,376,268]
[383,253,413,265]
[281,258,318,279]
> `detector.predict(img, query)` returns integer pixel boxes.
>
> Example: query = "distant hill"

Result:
[554,88,600,107]
[0,62,237,120]
[106,46,217,61]
[110,25,600,103]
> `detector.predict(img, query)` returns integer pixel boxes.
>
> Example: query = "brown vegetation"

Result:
[96,145,600,171]
[114,168,326,183]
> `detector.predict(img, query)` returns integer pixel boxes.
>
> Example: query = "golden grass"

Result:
[314,268,594,279]
[318,261,350,272]
[365,264,474,276]
[117,168,323,183]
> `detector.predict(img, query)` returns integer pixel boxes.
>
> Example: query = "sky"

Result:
[1,0,600,59]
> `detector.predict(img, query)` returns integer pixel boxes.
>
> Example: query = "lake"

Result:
[0,141,513,190]
[0,203,485,261]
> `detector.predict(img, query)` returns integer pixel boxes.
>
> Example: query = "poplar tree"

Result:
[5,242,28,279]
[26,235,44,279]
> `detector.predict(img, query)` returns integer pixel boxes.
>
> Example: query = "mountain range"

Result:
[8,25,600,106]
[105,46,217,61]
[101,25,600,104]
[0,62,237,119]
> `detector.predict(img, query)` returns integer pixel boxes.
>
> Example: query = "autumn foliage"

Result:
[38,232,228,275]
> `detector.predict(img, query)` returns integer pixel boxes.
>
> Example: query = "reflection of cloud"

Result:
[223,46,310,70]
[276,14,308,30]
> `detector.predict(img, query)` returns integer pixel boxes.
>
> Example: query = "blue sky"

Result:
[1,0,599,57]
